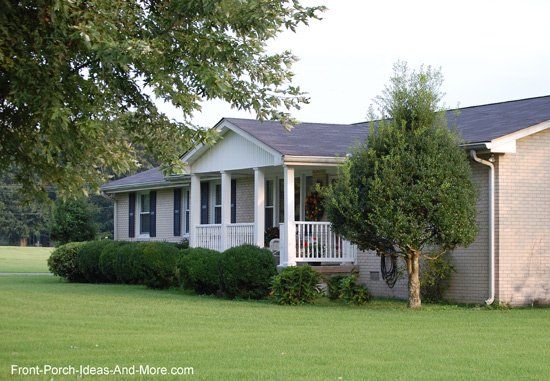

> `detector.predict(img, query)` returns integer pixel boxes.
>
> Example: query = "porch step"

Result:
[309,265,358,275]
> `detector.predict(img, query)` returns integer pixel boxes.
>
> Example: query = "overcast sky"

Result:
[158,0,550,127]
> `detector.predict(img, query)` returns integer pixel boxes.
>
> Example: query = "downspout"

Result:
[470,150,495,305]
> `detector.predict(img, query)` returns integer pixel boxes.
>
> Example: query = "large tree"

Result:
[0,0,324,198]
[323,62,478,308]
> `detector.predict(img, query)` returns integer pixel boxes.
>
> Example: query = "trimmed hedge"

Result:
[220,245,277,299]
[77,240,123,283]
[138,242,180,289]
[271,265,321,305]
[48,242,86,281]
[178,248,221,295]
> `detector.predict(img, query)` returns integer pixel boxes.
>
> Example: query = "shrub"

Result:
[271,266,321,305]
[219,245,277,299]
[338,275,371,305]
[175,239,189,250]
[48,242,86,281]
[179,248,221,295]
[77,240,121,283]
[98,241,124,283]
[326,275,346,300]
[420,254,455,303]
[138,242,180,289]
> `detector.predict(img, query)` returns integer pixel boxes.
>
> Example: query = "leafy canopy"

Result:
[0,0,324,198]
[323,62,478,258]
[50,196,96,244]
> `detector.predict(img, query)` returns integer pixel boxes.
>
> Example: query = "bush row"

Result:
[48,241,371,304]
[48,240,180,288]
[48,241,277,298]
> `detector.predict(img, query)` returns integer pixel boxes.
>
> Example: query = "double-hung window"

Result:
[139,193,151,235]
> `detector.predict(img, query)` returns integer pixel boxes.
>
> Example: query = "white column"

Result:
[189,174,201,247]
[220,171,231,251]
[253,168,265,248]
[282,165,296,266]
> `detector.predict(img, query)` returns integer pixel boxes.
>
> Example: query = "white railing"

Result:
[295,221,357,263]
[227,223,255,247]
[195,224,222,251]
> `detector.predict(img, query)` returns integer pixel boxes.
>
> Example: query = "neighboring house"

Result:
[101,96,550,306]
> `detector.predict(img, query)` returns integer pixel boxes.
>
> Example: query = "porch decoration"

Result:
[305,191,324,221]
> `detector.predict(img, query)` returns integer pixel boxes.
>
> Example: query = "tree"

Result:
[0,174,51,245]
[322,62,478,308]
[51,197,96,244]
[0,1,324,199]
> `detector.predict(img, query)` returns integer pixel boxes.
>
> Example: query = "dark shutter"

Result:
[149,191,157,237]
[173,188,182,236]
[128,192,136,238]
[231,179,237,223]
[200,182,209,224]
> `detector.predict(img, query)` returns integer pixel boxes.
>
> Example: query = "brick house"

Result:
[101,96,550,306]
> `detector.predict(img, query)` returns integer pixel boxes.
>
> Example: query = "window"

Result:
[139,193,150,235]
[214,184,222,224]
[185,190,190,234]
[265,180,274,228]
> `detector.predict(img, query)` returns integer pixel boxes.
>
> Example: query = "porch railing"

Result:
[227,223,255,247]
[195,224,222,251]
[295,221,357,263]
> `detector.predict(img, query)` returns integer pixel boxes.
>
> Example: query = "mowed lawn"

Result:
[1,276,549,380]
[0,246,52,273]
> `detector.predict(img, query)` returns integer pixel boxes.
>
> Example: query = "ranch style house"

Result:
[101,95,550,306]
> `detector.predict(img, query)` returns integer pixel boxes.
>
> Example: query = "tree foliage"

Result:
[0,0,324,198]
[0,173,51,244]
[323,62,478,308]
[50,196,96,244]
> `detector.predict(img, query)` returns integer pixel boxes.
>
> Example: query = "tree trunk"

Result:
[406,250,421,309]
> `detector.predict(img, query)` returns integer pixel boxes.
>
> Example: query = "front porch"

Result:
[189,165,358,266]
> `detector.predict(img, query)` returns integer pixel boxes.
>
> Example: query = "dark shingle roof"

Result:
[226,118,370,156]
[229,95,550,154]
[103,95,550,190]
[102,167,167,190]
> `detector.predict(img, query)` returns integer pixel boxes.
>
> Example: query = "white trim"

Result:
[253,168,266,247]
[182,119,283,166]
[113,198,118,240]
[283,155,346,166]
[487,120,550,153]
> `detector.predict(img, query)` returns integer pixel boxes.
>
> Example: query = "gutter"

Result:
[470,150,495,305]
[283,155,346,166]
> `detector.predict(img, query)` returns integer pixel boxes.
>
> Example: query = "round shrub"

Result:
[48,242,86,281]
[220,245,277,299]
[179,248,221,295]
[271,265,321,305]
[99,241,129,283]
[78,240,122,283]
[137,242,180,289]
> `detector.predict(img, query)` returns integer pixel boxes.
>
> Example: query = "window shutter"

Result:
[200,182,209,224]
[149,191,157,237]
[173,188,182,236]
[231,179,237,223]
[128,192,135,238]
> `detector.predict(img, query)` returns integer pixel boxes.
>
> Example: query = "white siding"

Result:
[191,131,280,173]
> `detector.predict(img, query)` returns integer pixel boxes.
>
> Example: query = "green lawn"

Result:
[1,276,549,380]
[0,246,52,273]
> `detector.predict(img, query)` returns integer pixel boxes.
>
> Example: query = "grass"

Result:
[0,246,52,273]
[1,276,549,380]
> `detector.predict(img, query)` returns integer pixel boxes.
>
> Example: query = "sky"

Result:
[158,0,550,127]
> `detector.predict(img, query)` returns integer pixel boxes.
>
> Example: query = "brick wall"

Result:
[236,177,254,223]
[357,160,490,304]
[495,129,550,305]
